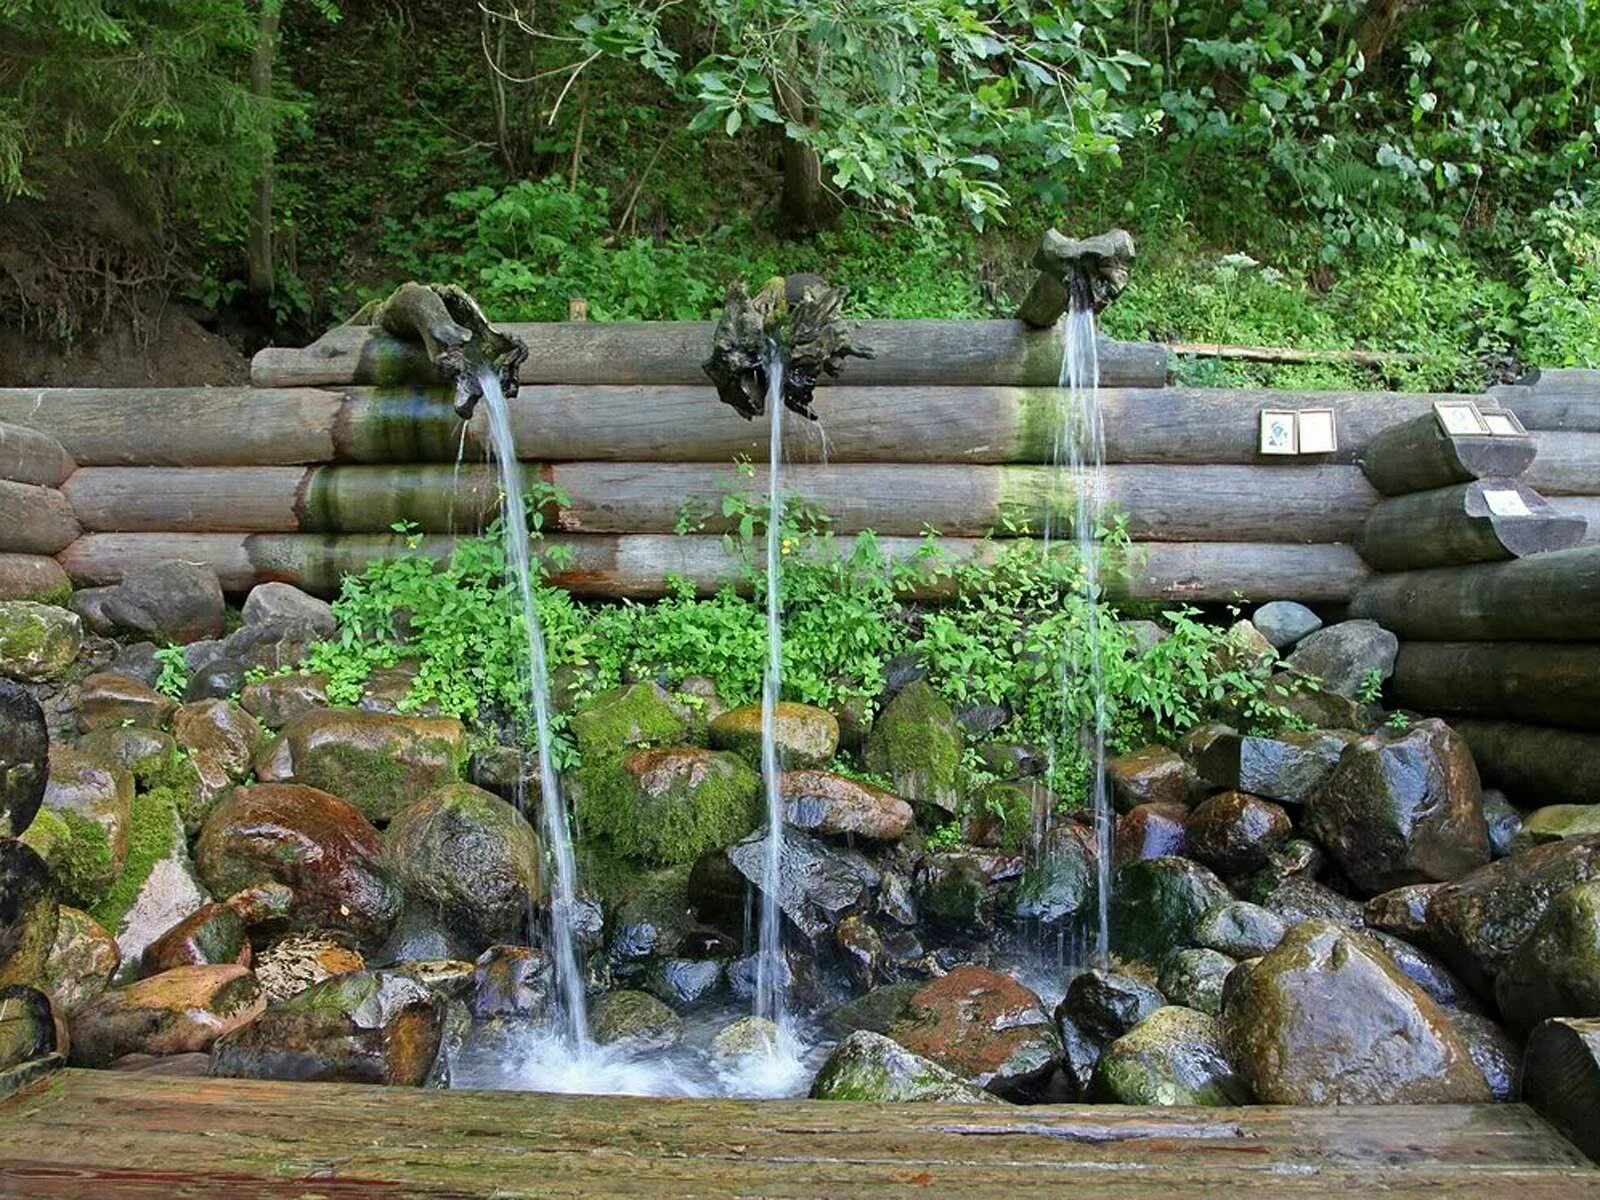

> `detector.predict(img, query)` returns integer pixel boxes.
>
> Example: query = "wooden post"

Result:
[1360,411,1537,495]
[1521,1017,1600,1162]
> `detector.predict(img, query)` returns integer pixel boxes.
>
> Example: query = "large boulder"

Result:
[1221,920,1490,1104]
[241,583,336,637]
[1283,619,1398,698]
[383,782,541,948]
[779,769,912,841]
[0,838,57,989]
[915,849,1023,935]
[1158,948,1236,1017]
[568,682,688,762]
[195,783,400,946]
[210,970,442,1086]
[709,702,839,768]
[1106,746,1201,813]
[578,746,760,867]
[98,561,225,644]
[171,700,264,810]
[1516,804,1600,851]
[77,673,176,733]
[1114,802,1189,867]
[1108,856,1233,966]
[252,934,365,1005]
[255,708,467,823]
[692,828,878,943]
[1061,968,1164,1040]
[886,965,1062,1100]
[1494,880,1600,1030]
[24,745,133,907]
[809,1030,1001,1103]
[1195,901,1285,958]
[0,601,81,682]
[1192,730,1351,805]
[0,681,47,837]
[863,680,964,817]
[589,989,684,1053]
[68,964,264,1065]
[1089,1006,1252,1106]
[1184,791,1291,877]
[1305,719,1489,895]
[1251,600,1322,649]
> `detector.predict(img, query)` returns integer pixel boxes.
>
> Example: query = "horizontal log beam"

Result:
[0,553,70,602]
[60,462,1379,543]
[1359,412,1536,495]
[1356,480,1587,571]
[1555,497,1600,544]
[1490,371,1600,432]
[55,532,1369,602]
[1349,545,1600,640]
[0,422,74,487]
[1450,719,1600,807]
[1523,432,1600,496]
[251,320,1171,389]
[0,481,79,555]
[1391,642,1600,731]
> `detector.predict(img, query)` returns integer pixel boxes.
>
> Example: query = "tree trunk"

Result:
[774,71,827,234]
[1352,0,1418,70]
[246,1,282,300]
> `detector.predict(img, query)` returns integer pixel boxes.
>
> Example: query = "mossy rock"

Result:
[23,747,134,909]
[863,680,964,816]
[810,1030,1003,1102]
[1108,856,1234,967]
[576,746,760,867]
[0,601,81,683]
[569,683,689,764]
[1088,1006,1253,1106]
[708,702,839,769]
[0,838,58,990]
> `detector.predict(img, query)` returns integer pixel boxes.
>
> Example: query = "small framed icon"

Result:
[1296,408,1338,454]
[1260,409,1298,455]
[1434,399,1491,437]
[1479,408,1528,437]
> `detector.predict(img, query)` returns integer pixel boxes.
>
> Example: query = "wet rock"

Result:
[195,783,400,946]
[172,700,263,808]
[211,969,441,1086]
[40,906,119,1013]
[239,673,330,729]
[1363,883,1439,939]
[1266,670,1374,732]
[1447,1008,1521,1101]
[1217,619,1276,674]
[1062,968,1164,1040]
[1306,718,1489,895]
[1482,790,1522,859]
[1247,836,1325,894]
[834,914,886,990]
[0,601,81,682]
[76,672,175,733]
[568,682,689,762]
[1108,856,1232,966]
[1494,880,1600,1030]
[589,989,684,1052]
[1252,601,1322,650]
[185,659,249,702]
[357,662,434,716]
[1158,948,1235,1017]
[1114,802,1189,867]
[104,642,162,688]
[1053,1011,1105,1097]
[1254,875,1364,929]
[467,743,542,804]
[709,702,839,769]
[1195,901,1285,958]
[140,902,249,975]
[1371,931,1481,1014]
[864,680,964,817]
[810,1029,1001,1103]
[0,681,47,838]
[255,708,467,823]
[1107,746,1201,813]
[26,745,133,908]
[75,727,178,777]
[705,828,878,944]
[887,965,1062,1100]
[1416,834,1600,992]
[1283,619,1398,699]
[643,957,726,1010]
[710,1015,780,1067]
[1192,730,1350,805]
[955,701,1009,740]
[1516,804,1600,851]
[1220,920,1489,1104]
[96,778,210,970]
[241,583,336,637]
[101,561,225,644]
[779,769,912,841]
[877,868,918,927]
[469,945,553,1020]
[1090,1006,1252,1106]
[0,984,58,1071]
[1011,827,1096,926]
[384,783,541,949]
[253,934,364,1005]
[825,981,919,1037]
[578,746,759,868]
[914,851,1019,935]
[1185,791,1291,877]
[69,963,264,1066]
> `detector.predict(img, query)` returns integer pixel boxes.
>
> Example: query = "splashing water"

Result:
[476,365,590,1051]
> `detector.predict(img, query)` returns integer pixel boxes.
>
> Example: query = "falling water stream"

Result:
[754,342,788,1028]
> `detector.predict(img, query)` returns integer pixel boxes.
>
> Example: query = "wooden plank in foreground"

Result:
[0,1071,1595,1199]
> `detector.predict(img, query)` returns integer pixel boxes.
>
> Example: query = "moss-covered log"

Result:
[1450,719,1600,807]
[1349,545,1600,640]
[1390,642,1600,731]
[1357,480,1587,571]
[0,422,74,487]
[56,532,1369,602]
[1359,412,1537,495]
[60,462,1377,542]
[0,481,79,555]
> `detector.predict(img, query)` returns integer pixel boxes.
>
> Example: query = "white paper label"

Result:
[1483,489,1531,517]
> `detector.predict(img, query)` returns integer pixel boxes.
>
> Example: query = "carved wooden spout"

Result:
[1017,229,1136,328]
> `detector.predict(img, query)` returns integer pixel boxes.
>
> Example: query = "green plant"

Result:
[1357,667,1386,705]
[152,645,190,702]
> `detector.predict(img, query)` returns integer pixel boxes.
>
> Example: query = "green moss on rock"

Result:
[0,601,81,683]
[23,807,113,909]
[569,683,689,764]
[864,680,964,816]
[91,778,183,933]
[577,746,759,867]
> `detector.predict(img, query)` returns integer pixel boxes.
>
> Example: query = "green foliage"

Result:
[1356,668,1386,705]
[152,645,190,702]
[575,748,761,866]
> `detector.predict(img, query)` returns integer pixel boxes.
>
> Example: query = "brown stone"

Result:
[252,934,365,1005]
[710,702,840,768]
[1113,802,1189,868]
[141,902,250,975]
[171,700,263,807]
[1106,746,1201,813]
[779,769,913,841]
[239,672,330,728]
[77,673,175,733]
[1185,790,1291,877]
[68,964,264,1066]
[887,965,1061,1099]
[39,906,120,1014]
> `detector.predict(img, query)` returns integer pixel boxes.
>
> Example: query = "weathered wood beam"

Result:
[1357,480,1586,571]
[1360,412,1537,495]
[1490,370,1600,432]
[1349,545,1600,640]
[1390,642,1600,731]
[60,462,1379,543]
[1556,497,1600,544]
[1523,432,1600,496]
[0,482,79,555]
[55,532,1369,602]
[1450,719,1600,807]
[1522,1017,1600,1164]
[0,422,74,487]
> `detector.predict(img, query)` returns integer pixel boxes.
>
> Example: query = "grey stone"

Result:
[1251,601,1322,649]
[1283,619,1398,699]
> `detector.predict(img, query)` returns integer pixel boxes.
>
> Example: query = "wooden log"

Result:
[1450,719,1600,807]
[1390,642,1600,731]
[1522,1017,1600,1164]
[1556,497,1600,544]
[55,532,1369,602]
[1350,545,1600,640]
[61,462,1379,543]
[1523,432,1600,496]
[1168,342,1426,367]
[0,422,74,487]
[1360,411,1537,495]
[0,482,79,555]
[250,319,1172,389]
[1490,370,1600,432]
[0,554,70,603]
[1357,480,1587,571]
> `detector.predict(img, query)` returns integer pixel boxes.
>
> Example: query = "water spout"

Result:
[754,340,788,1028]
